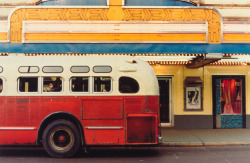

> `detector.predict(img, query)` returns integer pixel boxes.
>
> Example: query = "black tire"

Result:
[42,119,81,158]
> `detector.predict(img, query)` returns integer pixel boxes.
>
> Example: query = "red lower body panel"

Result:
[127,114,157,144]
[0,95,159,146]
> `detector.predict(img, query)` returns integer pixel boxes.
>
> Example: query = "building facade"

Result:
[0,0,249,129]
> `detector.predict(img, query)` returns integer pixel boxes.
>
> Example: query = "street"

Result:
[1,146,250,163]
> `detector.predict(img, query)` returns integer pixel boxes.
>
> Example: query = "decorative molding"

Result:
[123,8,221,43]
[10,7,109,42]
[9,5,222,43]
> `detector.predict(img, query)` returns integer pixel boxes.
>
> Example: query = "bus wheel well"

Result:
[37,112,84,146]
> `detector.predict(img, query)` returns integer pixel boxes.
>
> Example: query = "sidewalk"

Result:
[161,128,250,146]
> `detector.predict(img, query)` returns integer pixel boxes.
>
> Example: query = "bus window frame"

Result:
[93,66,112,73]
[18,66,39,73]
[42,76,63,94]
[92,76,112,94]
[0,66,3,73]
[70,66,90,73]
[119,76,140,94]
[42,66,64,73]
[17,77,39,94]
[70,76,90,94]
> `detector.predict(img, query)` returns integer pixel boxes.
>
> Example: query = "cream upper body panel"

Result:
[0,54,159,96]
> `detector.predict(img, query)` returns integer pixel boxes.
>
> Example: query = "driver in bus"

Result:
[0,84,2,93]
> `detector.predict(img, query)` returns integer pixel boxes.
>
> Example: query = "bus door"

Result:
[82,97,124,144]
[81,76,125,145]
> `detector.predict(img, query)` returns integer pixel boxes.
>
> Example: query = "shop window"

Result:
[43,77,62,92]
[19,77,38,92]
[0,78,3,93]
[71,77,89,93]
[119,77,139,93]
[221,79,242,114]
[94,77,111,93]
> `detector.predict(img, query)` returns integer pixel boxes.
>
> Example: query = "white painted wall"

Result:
[198,0,250,21]
[0,0,38,19]
[219,9,250,19]
[0,0,38,5]
[0,7,12,19]
[201,0,250,5]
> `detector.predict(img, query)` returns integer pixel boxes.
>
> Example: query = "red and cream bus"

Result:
[0,54,161,158]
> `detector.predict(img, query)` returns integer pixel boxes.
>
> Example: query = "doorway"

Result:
[157,77,173,127]
[212,76,246,128]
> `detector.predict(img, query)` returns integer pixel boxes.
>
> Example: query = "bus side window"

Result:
[119,77,139,93]
[19,77,38,92]
[71,77,89,92]
[43,77,62,92]
[94,77,111,93]
[0,78,3,93]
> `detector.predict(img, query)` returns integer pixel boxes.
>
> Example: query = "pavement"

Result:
[161,128,250,147]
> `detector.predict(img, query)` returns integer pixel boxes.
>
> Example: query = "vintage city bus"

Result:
[0,54,161,158]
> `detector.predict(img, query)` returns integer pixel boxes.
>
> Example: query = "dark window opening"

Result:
[94,77,111,92]
[43,77,62,92]
[71,77,89,92]
[19,77,38,92]
[0,78,3,93]
[119,77,139,93]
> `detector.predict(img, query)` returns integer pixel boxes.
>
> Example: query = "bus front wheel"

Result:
[42,119,81,158]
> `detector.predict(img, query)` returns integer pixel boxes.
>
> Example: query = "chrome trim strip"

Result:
[224,21,250,24]
[205,22,209,43]
[85,126,123,129]
[23,21,208,24]
[223,31,250,34]
[23,41,207,44]
[24,31,206,34]
[221,41,250,44]
[0,127,36,130]
[0,40,8,43]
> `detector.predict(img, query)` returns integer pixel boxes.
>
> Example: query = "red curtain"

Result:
[221,79,241,114]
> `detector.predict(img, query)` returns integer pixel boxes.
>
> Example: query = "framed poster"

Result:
[184,77,203,111]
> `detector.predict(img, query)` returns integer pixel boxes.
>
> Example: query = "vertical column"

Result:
[107,0,124,20]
